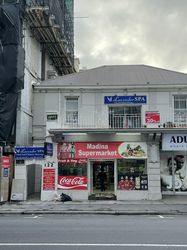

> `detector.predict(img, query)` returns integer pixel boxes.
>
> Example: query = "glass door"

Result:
[90,161,114,193]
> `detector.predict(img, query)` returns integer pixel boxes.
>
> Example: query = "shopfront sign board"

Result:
[44,142,53,156]
[15,147,44,159]
[58,142,147,160]
[104,95,147,104]
[162,134,187,151]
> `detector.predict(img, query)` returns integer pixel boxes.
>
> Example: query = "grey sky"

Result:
[74,0,187,73]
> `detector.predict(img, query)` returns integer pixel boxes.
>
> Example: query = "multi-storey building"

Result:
[0,0,75,201]
[0,0,75,147]
[14,65,187,201]
[16,0,75,146]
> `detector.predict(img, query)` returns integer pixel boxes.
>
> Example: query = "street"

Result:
[0,214,187,249]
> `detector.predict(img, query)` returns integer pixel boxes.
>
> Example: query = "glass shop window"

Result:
[58,163,87,177]
[117,159,148,190]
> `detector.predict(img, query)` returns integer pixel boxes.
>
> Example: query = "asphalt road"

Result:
[0,214,187,249]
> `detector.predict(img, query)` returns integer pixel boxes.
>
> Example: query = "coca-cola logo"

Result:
[58,176,87,190]
[60,176,85,185]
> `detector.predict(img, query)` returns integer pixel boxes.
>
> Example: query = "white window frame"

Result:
[174,95,187,125]
[65,97,79,124]
[108,105,142,128]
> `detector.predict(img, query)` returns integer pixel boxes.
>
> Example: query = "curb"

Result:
[0,210,187,215]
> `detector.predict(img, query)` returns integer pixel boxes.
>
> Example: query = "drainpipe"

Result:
[41,45,46,81]
[171,153,175,195]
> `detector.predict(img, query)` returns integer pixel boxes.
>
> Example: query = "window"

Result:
[161,154,186,192]
[174,96,187,125]
[109,106,141,128]
[66,97,78,123]
[58,162,87,190]
[117,159,148,190]
[58,163,87,177]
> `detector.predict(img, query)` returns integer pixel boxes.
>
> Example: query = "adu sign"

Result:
[162,134,187,151]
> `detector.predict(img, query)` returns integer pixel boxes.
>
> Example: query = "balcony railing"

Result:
[46,113,187,131]
[56,114,142,129]
[109,114,141,129]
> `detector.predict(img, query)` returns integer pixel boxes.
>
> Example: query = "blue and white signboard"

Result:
[162,134,187,151]
[104,95,147,104]
[44,142,53,156]
[15,147,45,159]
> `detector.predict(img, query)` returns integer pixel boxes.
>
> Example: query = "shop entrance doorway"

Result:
[26,164,42,200]
[90,161,114,194]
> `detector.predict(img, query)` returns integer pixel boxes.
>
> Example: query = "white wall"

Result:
[16,26,41,146]
[16,24,58,146]
[32,85,187,145]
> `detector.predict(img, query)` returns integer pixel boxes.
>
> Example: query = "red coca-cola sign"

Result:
[58,176,87,190]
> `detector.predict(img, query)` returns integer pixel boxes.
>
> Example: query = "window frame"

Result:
[117,159,148,191]
[174,95,187,125]
[65,96,79,124]
[108,105,142,128]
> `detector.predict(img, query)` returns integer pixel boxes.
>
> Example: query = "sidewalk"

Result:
[0,195,187,215]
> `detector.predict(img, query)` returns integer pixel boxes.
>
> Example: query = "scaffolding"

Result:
[25,0,75,75]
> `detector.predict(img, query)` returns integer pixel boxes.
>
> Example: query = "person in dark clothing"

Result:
[97,166,107,191]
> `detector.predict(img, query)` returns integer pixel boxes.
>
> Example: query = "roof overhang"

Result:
[48,127,187,135]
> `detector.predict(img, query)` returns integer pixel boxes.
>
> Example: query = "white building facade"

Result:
[15,65,187,201]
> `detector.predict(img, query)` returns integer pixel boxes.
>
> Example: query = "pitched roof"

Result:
[41,65,187,87]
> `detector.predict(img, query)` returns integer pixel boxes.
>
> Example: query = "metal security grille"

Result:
[174,95,187,126]
[109,106,141,129]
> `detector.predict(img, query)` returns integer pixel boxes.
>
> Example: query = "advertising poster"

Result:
[3,168,9,177]
[43,168,56,191]
[117,159,148,191]
[1,156,11,168]
[145,111,160,124]
[160,153,187,191]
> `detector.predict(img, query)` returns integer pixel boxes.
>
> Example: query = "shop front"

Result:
[57,141,149,200]
[161,133,187,194]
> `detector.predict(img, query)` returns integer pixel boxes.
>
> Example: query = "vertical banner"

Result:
[161,153,187,192]
[1,156,11,168]
[43,168,56,191]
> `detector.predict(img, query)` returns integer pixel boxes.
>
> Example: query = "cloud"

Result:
[75,0,187,73]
